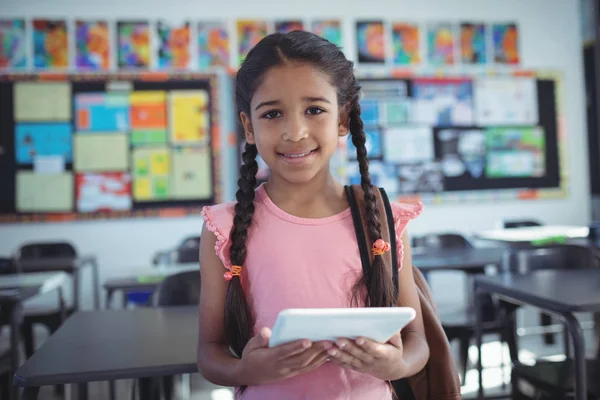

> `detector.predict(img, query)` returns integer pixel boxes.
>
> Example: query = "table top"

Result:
[412,247,504,272]
[475,268,600,313]
[15,255,96,273]
[474,225,590,243]
[14,306,199,387]
[104,264,199,291]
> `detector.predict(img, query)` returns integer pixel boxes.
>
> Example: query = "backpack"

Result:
[344,185,462,400]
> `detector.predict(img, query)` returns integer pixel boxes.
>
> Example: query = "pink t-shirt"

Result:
[201,184,423,400]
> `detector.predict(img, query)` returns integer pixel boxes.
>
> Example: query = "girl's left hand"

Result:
[326,332,407,380]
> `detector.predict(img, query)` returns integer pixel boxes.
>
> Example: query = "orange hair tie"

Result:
[372,239,391,256]
[224,265,243,281]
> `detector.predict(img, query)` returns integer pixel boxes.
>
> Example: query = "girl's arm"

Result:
[394,229,430,376]
[196,225,246,387]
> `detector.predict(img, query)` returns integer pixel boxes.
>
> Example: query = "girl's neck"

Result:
[263,173,347,219]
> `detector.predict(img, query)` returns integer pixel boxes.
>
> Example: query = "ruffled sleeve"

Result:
[390,202,424,271]
[201,202,236,271]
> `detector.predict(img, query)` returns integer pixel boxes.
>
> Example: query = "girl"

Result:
[197,31,429,399]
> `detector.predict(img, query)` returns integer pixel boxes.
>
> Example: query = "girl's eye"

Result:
[262,110,281,119]
[306,107,324,115]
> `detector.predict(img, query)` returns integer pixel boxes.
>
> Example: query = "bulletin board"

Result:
[0,72,222,223]
[343,70,567,205]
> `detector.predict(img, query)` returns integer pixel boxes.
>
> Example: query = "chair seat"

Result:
[513,359,600,396]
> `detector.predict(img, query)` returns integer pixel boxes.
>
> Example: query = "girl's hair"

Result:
[227,30,396,362]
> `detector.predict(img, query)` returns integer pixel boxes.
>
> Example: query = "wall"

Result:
[0,0,589,307]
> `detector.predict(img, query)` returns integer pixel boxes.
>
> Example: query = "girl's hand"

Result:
[326,332,408,380]
[237,327,332,385]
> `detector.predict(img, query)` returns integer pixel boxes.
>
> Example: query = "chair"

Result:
[136,271,201,400]
[13,242,74,357]
[503,219,543,229]
[503,244,600,399]
[151,236,201,266]
[412,233,516,383]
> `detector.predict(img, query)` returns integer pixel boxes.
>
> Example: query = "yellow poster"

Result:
[73,133,129,172]
[17,171,74,212]
[132,147,170,201]
[172,147,212,199]
[168,90,210,145]
[14,82,72,121]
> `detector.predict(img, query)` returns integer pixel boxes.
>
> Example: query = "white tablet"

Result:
[269,307,416,348]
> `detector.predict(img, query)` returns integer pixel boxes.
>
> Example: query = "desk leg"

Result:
[561,312,586,400]
[77,383,88,400]
[105,289,114,310]
[474,287,484,399]
[20,387,39,400]
[108,380,116,400]
[9,303,22,400]
[73,269,80,311]
[92,261,100,310]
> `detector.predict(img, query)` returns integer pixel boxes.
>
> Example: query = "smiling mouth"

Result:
[277,148,318,158]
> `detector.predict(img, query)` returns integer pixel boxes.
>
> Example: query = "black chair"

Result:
[503,244,600,399]
[503,219,543,229]
[13,242,74,357]
[0,346,10,400]
[152,236,201,266]
[135,271,201,400]
[413,233,517,384]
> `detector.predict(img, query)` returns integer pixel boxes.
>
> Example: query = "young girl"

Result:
[197,31,429,399]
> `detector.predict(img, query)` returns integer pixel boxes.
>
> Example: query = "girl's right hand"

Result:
[236,327,332,385]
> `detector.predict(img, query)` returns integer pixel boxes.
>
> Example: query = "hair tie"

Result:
[224,265,243,281]
[372,239,390,256]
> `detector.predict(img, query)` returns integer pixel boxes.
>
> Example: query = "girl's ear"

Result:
[338,104,350,137]
[240,112,255,144]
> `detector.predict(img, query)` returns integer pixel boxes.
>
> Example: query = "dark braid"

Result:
[225,142,258,360]
[349,96,396,308]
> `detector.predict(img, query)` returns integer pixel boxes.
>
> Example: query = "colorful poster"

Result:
[485,127,545,178]
[359,99,380,125]
[156,21,191,69]
[346,161,399,193]
[75,20,110,70]
[382,100,411,125]
[17,171,74,212]
[460,23,486,64]
[412,78,474,126]
[33,19,69,68]
[0,19,27,69]
[15,123,72,164]
[398,162,444,194]
[474,77,538,125]
[169,90,210,145]
[14,82,71,121]
[74,134,129,172]
[347,129,383,160]
[493,23,520,64]
[117,21,150,68]
[130,91,168,145]
[237,20,268,65]
[311,20,342,48]
[275,20,304,34]
[391,23,420,65]
[132,147,170,201]
[356,21,385,63]
[436,128,486,178]
[427,23,455,65]
[198,22,229,68]
[75,92,130,132]
[172,148,212,199]
[76,172,132,212]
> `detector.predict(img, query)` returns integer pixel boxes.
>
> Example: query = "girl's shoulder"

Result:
[389,201,424,235]
[201,201,236,270]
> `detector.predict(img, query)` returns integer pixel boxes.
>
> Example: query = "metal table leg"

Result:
[20,387,39,400]
[91,261,100,310]
[9,302,22,400]
[474,286,484,399]
[560,312,586,400]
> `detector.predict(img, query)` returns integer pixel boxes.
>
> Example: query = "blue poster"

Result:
[347,129,383,160]
[75,93,130,132]
[15,123,73,164]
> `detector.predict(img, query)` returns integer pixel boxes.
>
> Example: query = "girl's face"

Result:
[240,63,348,185]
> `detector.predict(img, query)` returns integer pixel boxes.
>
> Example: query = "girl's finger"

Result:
[327,347,363,370]
[354,337,389,358]
[336,339,375,364]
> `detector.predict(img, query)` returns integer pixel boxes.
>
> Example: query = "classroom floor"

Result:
[6,318,599,400]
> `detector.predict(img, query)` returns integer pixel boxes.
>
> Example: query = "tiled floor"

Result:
[5,316,599,400]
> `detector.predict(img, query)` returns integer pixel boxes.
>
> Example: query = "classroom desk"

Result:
[474,225,590,245]
[15,255,100,310]
[0,272,69,400]
[103,264,199,309]
[474,269,600,400]
[412,247,503,272]
[13,306,199,400]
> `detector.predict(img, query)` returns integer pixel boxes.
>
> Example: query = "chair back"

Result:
[413,233,473,250]
[502,244,600,274]
[153,270,200,307]
[503,219,543,229]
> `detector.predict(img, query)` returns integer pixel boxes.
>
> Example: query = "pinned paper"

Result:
[34,155,65,174]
